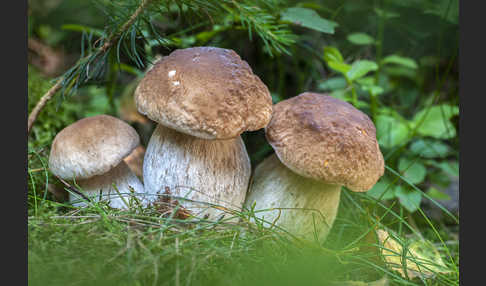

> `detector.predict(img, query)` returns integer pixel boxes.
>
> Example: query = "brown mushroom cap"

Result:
[134,46,273,139]
[265,92,384,192]
[49,115,140,180]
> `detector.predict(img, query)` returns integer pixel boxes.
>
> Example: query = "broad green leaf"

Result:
[323,46,344,63]
[381,54,418,69]
[395,186,422,213]
[427,187,451,201]
[376,115,410,148]
[356,100,370,109]
[383,66,417,80]
[367,177,396,200]
[398,157,427,185]
[361,84,384,96]
[346,60,378,81]
[425,160,459,179]
[436,161,459,178]
[318,77,347,91]
[347,33,375,45]
[328,61,352,75]
[356,76,376,86]
[412,105,459,139]
[281,7,338,34]
[410,139,451,158]
[329,89,351,102]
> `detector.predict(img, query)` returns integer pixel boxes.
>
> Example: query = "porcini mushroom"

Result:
[244,92,385,242]
[135,46,272,220]
[49,115,146,208]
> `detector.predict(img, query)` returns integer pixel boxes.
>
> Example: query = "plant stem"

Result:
[370,92,378,122]
[351,86,358,107]
[27,0,152,136]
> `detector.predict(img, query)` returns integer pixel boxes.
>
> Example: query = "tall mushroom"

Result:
[49,115,146,209]
[244,92,384,243]
[134,47,273,220]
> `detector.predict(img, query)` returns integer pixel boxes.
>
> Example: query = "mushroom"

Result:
[244,92,384,243]
[134,46,273,220]
[123,145,146,180]
[49,115,146,209]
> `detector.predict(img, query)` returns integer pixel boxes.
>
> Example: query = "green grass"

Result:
[28,184,459,286]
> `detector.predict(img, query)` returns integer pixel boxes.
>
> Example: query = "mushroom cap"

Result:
[49,115,140,180]
[134,46,273,139]
[265,92,384,192]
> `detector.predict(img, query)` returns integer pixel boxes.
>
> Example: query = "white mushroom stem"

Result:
[244,154,342,243]
[71,160,146,209]
[143,124,251,221]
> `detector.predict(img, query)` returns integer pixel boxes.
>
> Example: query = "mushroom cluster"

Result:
[134,47,273,220]
[47,46,385,245]
[49,115,146,208]
[244,92,385,242]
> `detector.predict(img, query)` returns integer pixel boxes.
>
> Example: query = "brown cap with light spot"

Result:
[265,92,384,192]
[49,115,140,180]
[134,46,273,140]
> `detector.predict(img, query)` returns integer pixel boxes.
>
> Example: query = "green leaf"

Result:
[376,114,410,148]
[360,84,384,96]
[356,76,376,86]
[383,66,417,80]
[381,54,418,69]
[346,60,378,81]
[412,104,459,139]
[281,7,338,34]
[395,186,422,213]
[329,89,351,102]
[323,46,344,63]
[436,161,459,178]
[318,77,347,91]
[367,177,396,200]
[409,139,451,158]
[328,61,352,75]
[427,187,451,201]
[398,157,427,185]
[347,33,375,45]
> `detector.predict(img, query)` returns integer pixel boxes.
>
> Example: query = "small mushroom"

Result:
[123,145,145,180]
[49,115,146,208]
[244,92,385,242]
[135,47,273,220]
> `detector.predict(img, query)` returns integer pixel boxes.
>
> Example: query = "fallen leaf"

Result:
[376,229,451,279]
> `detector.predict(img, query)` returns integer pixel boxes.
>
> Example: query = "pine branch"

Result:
[28,0,296,136]
[27,0,152,136]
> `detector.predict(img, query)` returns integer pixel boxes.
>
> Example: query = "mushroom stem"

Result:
[244,154,342,243]
[72,160,146,209]
[143,124,251,221]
